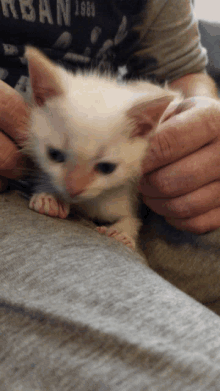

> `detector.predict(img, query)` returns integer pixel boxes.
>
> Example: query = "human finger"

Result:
[165,207,220,234]
[140,141,220,198]
[0,80,30,144]
[142,99,220,174]
[143,181,220,219]
[0,131,24,178]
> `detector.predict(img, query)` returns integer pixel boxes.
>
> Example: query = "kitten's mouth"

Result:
[68,189,84,198]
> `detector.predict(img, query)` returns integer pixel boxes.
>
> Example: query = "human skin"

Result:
[0,81,30,191]
[140,72,220,234]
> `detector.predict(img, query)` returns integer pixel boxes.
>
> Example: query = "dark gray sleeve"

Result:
[1,192,220,390]
[134,0,208,82]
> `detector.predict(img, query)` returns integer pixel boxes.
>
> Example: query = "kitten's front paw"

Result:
[29,193,70,219]
[96,226,136,251]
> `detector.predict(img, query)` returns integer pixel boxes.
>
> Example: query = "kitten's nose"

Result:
[65,164,95,198]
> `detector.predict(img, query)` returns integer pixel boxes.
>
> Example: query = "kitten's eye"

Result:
[95,162,117,175]
[47,147,66,163]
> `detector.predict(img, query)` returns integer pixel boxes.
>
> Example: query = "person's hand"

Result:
[0,81,30,191]
[139,96,220,234]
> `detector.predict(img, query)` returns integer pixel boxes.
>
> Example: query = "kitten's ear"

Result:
[127,95,174,138]
[25,46,64,106]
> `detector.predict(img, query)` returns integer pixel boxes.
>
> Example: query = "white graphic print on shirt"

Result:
[0,1,157,99]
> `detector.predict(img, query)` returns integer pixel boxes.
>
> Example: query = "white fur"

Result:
[25,47,181,250]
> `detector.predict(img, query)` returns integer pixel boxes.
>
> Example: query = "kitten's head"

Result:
[25,47,177,202]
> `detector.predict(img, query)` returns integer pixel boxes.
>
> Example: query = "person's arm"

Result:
[136,0,220,234]
[135,0,207,84]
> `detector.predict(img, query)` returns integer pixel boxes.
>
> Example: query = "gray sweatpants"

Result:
[1,192,220,390]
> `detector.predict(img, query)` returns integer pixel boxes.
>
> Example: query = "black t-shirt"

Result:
[0,0,157,91]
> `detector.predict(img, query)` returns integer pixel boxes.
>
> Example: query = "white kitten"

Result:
[25,47,180,251]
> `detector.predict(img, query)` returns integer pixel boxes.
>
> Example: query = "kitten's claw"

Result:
[96,226,136,251]
[29,193,70,219]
